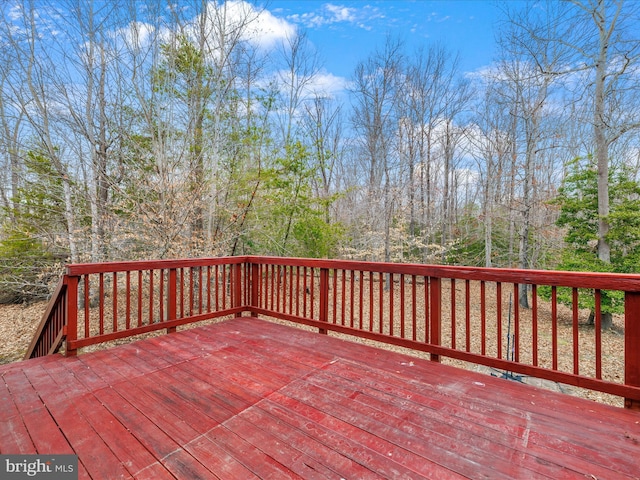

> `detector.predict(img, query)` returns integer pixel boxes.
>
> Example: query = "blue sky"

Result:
[266,1,503,78]
[4,0,505,98]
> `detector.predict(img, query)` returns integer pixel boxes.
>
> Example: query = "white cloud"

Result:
[307,71,349,98]
[5,3,65,38]
[287,3,383,30]
[159,1,295,54]
[325,4,356,23]
[111,21,158,51]
[268,69,349,101]
[220,0,295,50]
[286,12,327,29]
[8,4,23,21]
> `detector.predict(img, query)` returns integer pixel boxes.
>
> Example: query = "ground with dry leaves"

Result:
[0,302,50,364]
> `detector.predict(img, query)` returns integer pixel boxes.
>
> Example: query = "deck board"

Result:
[2,316,640,479]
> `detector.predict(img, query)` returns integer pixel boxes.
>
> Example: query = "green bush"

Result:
[539,156,640,321]
[0,229,60,303]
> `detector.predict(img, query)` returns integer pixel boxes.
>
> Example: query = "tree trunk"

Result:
[440,121,452,263]
[62,175,79,264]
[518,143,532,308]
[588,310,613,330]
[593,2,612,331]
[484,167,493,268]
[594,22,611,264]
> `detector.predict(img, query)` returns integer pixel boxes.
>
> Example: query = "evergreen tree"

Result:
[550,156,640,328]
[0,151,73,302]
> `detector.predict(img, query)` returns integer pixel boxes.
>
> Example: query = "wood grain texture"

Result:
[3,317,640,478]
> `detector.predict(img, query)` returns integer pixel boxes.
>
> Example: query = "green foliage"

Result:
[540,156,640,315]
[0,151,69,302]
[0,228,58,303]
[9,151,67,232]
[555,156,640,267]
[445,206,513,267]
[249,141,343,258]
[154,35,213,100]
[292,214,344,258]
[443,210,486,266]
[3,150,82,241]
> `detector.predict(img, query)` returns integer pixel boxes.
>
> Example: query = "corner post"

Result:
[429,277,441,363]
[65,275,79,357]
[234,263,243,317]
[251,262,259,317]
[625,291,640,410]
[167,268,177,334]
[319,268,329,334]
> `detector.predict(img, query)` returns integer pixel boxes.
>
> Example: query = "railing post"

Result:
[65,275,79,357]
[429,277,441,362]
[319,268,329,334]
[625,291,640,410]
[167,268,177,334]
[251,262,259,317]
[234,263,243,317]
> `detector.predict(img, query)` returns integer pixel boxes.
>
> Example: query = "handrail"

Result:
[65,256,245,275]
[64,257,246,354]
[24,277,68,360]
[24,255,640,409]
[245,255,640,290]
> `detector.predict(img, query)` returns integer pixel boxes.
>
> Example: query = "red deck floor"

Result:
[2,317,640,479]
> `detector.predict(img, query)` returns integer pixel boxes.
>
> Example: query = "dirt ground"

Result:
[0,302,50,364]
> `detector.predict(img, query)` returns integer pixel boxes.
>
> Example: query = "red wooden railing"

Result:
[24,257,246,360]
[24,278,68,359]
[25,256,640,409]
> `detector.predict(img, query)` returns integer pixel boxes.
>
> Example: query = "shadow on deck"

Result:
[3,317,640,479]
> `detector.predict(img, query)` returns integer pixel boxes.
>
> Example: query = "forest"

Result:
[1,0,640,305]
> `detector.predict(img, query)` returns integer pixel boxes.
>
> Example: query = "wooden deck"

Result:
[3,317,640,479]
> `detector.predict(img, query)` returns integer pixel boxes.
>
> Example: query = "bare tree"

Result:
[275,31,321,147]
[1,0,81,262]
[115,0,260,257]
[303,95,344,224]
[499,1,577,306]
[47,0,126,263]
[402,45,468,261]
[0,51,24,219]
[467,82,514,267]
[350,36,404,263]
[438,81,472,262]
[508,0,640,267]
